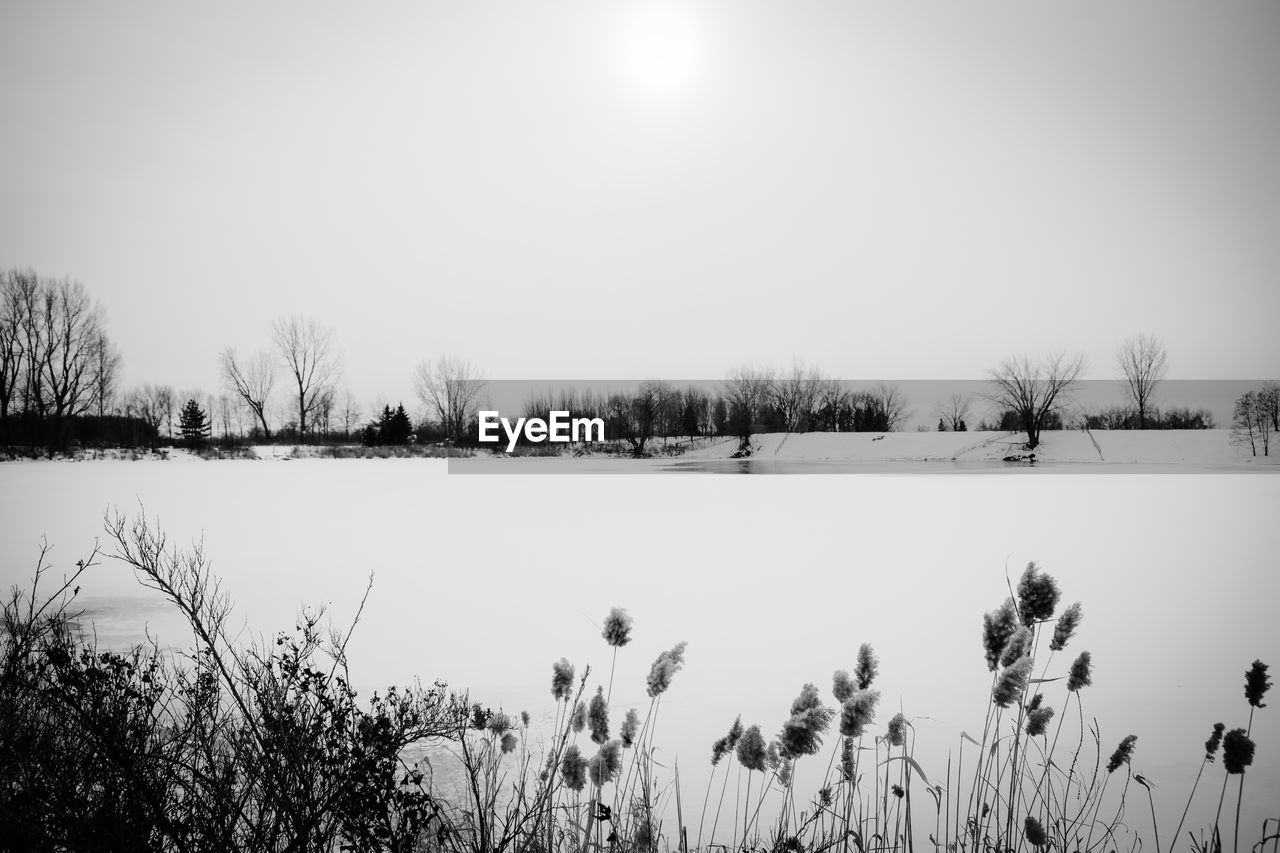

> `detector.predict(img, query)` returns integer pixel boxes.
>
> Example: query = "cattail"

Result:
[1067,651,1093,692]
[1106,735,1137,773]
[839,737,855,782]
[645,641,688,697]
[1244,660,1271,708]
[562,745,587,791]
[1222,728,1255,774]
[571,701,587,733]
[840,689,881,738]
[1050,602,1082,651]
[588,739,624,786]
[711,736,729,766]
[727,715,744,749]
[779,683,835,759]
[833,669,856,702]
[588,686,609,744]
[552,658,575,701]
[1026,705,1055,737]
[1001,625,1033,668]
[500,732,518,754]
[621,708,639,748]
[737,724,768,772]
[487,711,512,737]
[855,643,879,689]
[1024,816,1047,847]
[887,713,907,747]
[1017,562,1061,625]
[993,656,1034,708]
[1205,722,1225,760]
[602,607,634,648]
[983,598,1019,672]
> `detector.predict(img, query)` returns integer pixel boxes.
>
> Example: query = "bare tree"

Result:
[19,277,115,451]
[0,269,36,419]
[1230,391,1271,456]
[271,316,340,443]
[721,365,775,447]
[1116,334,1167,429]
[937,393,972,431]
[337,389,362,441]
[91,330,122,417]
[124,384,173,449]
[413,356,486,443]
[866,382,911,432]
[987,352,1087,449]
[220,347,276,440]
[1259,381,1280,433]
[770,361,824,432]
[814,379,850,431]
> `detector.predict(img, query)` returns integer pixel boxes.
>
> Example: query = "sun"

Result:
[622,7,698,95]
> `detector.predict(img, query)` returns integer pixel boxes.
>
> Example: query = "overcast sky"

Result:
[2,1,1278,408]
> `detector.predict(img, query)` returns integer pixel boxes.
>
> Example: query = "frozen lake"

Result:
[1,458,1277,844]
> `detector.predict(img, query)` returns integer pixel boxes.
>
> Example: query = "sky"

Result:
[2,1,1279,411]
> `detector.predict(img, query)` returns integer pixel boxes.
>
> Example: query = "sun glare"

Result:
[622,7,698,95]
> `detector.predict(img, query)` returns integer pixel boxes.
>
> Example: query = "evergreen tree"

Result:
[178,399,211,448]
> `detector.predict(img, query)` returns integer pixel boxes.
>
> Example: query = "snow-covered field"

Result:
[1,458,1276,840]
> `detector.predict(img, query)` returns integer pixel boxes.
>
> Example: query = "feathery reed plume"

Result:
[1244,660,1271,708]
[621,708,639,748]
[588,686,609,744]
[1026,705,1055,737]
[1205,722,1225,760]
[1026,692,1043,712]
[1025,815,1048,847]
[779,683,835,759]
[855,643,879,689]
[711,736,729,766]
[1050,601,1082,651]
[571,700,587,733]
[993,656,1034,708]
[1106,734,1138,773]
[487,711,512,737]
[833,669,855,702]
[840,689,881,738]
[887,712,907,747]
[778,759,793,786]
[1017,562,1061,625]
[501,732,518,754]
[727,715,744,749]
[1001,625,1034,668]
[645,641,688,697]
[1067,650,1093,692]
[1221,729,1254,774]
[737,724,768,772]
[983,598,1019,671]
[588,740,623,786]
[562,744,588,791]
[602,607,634,648]
[766,741,781,770]
[521,710,530,726]
[552,657,575,701]
[839,737,855,782]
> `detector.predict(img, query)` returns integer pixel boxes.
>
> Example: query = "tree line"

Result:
[0,268,1253,456]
